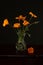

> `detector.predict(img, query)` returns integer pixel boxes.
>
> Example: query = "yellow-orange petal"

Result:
[29,12,34,17]
[13,23,20,28]
[15,15,23,21]
[19,15,23,19]
[29,12,32,15]
[15,17,19,19]
[28,47,34,54]
[3,19,9,27]
[23,20,30,26]
[33,14,37,18]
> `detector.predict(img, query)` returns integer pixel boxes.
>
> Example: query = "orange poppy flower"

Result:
[15,15,26,21]
[23,20,30,26]
[28,47,34,54]
[29,12,37,18]
[13,23,20,28]
[3,19,9,27]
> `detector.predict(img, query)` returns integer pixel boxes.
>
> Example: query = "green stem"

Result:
[16,31,27,51]
[29,16,32,22]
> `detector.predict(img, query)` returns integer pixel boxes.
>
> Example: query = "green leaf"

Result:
[33,21,39,24]
[28,21,40,27]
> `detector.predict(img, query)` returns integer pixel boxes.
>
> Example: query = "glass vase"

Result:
[16,35,27,52]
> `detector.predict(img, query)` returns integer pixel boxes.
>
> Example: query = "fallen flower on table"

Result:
[28,47,34,54]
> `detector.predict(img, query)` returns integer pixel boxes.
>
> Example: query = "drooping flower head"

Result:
[29,12,37,18]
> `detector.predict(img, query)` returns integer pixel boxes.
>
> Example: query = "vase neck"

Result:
[18,36,24,43]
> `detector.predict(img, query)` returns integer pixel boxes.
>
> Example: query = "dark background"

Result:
[0,0,43,55]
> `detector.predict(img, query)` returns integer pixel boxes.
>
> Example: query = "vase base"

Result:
[16,42,27,51]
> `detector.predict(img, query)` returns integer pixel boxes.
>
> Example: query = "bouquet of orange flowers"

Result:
[2,12,39,52]
[13,12,39,51]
